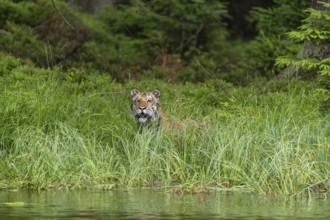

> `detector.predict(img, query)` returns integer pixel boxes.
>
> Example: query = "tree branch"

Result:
[51,0,74,30]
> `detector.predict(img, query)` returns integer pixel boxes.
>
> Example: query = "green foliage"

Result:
[275,2,330,115]
[103,0,227,57]
[0,0,315,83]
[0,0,47,27]
[1,1,329,194]
[147,0,228,57]
[248,0,310,36]
[276,3,330,77]
[0,52,21,76]
[0,21,43,62]
[287,7,330,43]
[0,54,329,194]
[95,0,228,81]
[0,0,229,82]
[276,57,330,76]
[203,0,310,84]
[223,0,310,80]
[0,0,91,68]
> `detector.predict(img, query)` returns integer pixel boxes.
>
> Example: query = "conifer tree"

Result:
[277,0,330,78]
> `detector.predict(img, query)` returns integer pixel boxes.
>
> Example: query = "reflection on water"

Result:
[0,190,329,219]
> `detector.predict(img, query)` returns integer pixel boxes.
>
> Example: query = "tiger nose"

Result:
[139,106,146,110]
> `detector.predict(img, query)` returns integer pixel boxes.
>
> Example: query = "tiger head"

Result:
[130,88,162,128]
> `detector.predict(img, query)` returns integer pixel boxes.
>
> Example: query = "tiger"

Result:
[130,88,164,130]
[130,88,202,131]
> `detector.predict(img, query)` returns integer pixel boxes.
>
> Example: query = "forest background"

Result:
[0,0,329,195]
[0,0,317,83]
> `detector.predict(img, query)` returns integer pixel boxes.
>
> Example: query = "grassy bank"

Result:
[0,54,329,195]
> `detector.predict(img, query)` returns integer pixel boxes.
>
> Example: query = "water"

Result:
[0,190,329,219]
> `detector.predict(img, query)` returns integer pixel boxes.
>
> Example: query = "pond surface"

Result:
[0,190,329,219]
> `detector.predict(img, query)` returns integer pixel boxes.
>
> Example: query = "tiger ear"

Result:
[130,88,139,97]
[152,89,160,99]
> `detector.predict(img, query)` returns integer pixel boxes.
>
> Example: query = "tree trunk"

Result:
[311,0,330,10]
[301,0,330,60]
[278,0,330,79]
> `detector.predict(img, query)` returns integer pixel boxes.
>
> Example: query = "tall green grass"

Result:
[0,55,329,195]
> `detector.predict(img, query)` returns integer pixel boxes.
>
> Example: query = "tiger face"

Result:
[130,88,162,128]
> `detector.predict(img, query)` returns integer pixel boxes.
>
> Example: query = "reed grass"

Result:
[0,58,329,195]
